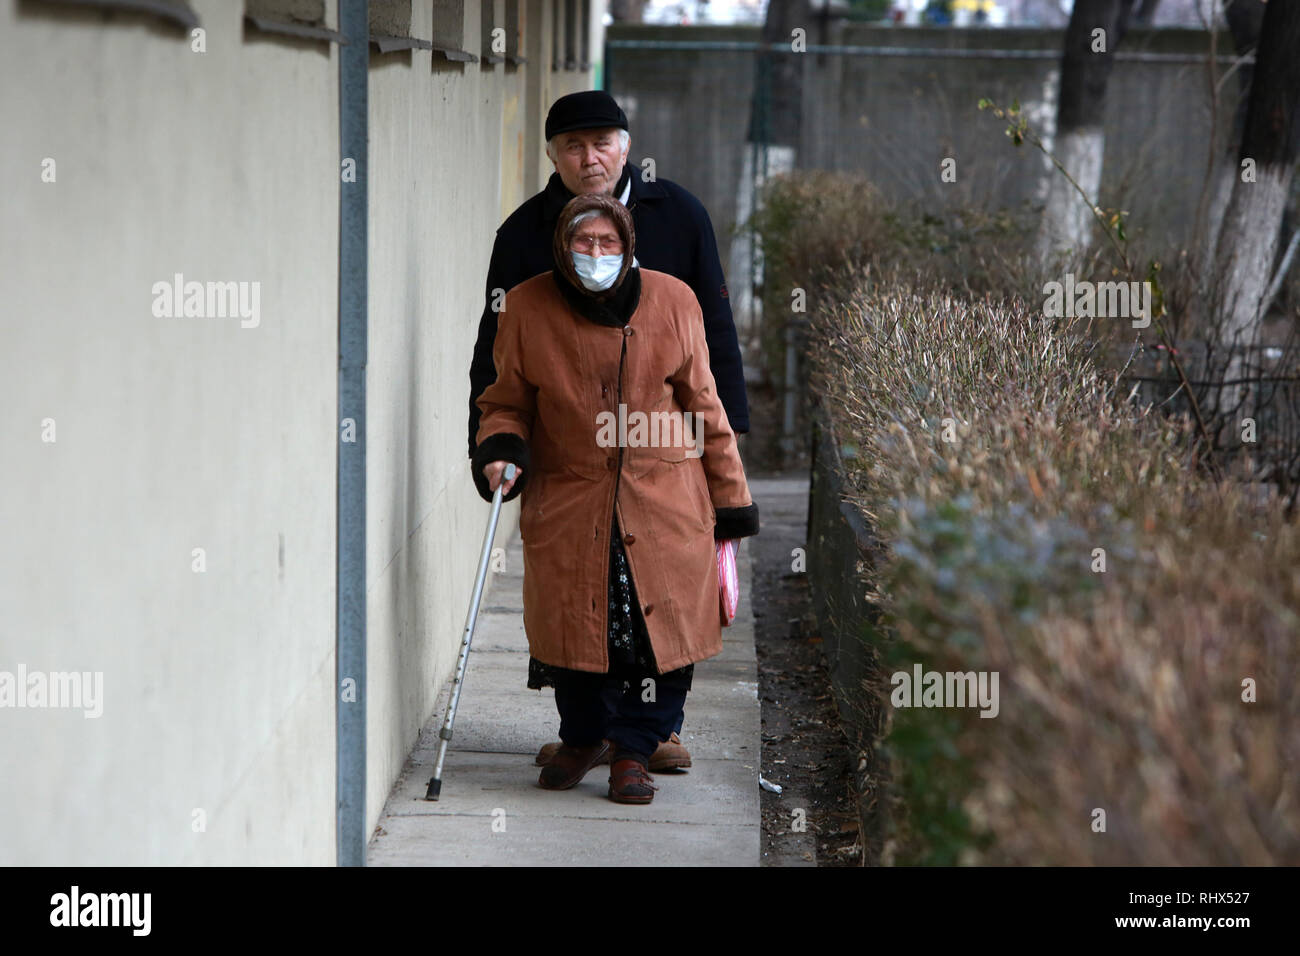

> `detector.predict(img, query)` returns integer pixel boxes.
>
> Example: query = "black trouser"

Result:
[553,667,691,758]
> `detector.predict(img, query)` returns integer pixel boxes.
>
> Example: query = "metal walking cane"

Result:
[425,462,516,801]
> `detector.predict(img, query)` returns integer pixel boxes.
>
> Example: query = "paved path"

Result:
[367,493,764,866]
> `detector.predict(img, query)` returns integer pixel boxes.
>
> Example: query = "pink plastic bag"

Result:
[717,539,739,626]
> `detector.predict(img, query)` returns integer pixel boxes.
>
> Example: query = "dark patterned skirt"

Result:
[527,512,695,691]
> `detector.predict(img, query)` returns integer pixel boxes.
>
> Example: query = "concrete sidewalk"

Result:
[367,509,762,866]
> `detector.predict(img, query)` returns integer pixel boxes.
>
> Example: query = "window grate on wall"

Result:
[370,0,433,54]
[563,0,576,70]
[244,0,344,44]
[480,0,504,67]
[547,0,587,72]
[432,0,477,68]
[578,0,589,69]
[551,0,562,71]
[503,0,526,69]
[23,0,199,32]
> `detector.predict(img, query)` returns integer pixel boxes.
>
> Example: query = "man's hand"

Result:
[482,460,523,497]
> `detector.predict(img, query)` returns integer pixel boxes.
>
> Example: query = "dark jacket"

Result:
[467,167,749,458]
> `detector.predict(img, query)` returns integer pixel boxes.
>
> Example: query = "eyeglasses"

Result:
[571,234,624,254]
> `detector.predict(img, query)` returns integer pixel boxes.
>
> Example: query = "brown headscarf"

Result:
[552,193,637,300]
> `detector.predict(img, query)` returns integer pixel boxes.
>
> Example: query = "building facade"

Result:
[0,0,597,864]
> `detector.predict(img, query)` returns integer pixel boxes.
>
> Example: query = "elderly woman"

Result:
[470,193,758,805]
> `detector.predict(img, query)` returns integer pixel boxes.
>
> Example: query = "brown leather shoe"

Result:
[538,740,611,790]
[608,754,658,804]
[535,738,611,767]
[648,732,692,773]
[537,734,691,771]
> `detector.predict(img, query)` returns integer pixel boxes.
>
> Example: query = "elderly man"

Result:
[467,90,750,773]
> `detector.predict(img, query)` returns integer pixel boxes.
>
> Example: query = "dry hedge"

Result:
[811,283,1300,866]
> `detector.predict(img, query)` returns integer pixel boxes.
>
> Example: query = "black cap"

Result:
[545,90,629,141]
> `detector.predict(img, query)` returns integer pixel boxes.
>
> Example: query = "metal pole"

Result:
[337,0,368,868]
[425,463,516,800]
[602,23,611,91]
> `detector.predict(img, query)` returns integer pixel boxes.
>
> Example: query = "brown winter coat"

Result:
[472,268,757,674]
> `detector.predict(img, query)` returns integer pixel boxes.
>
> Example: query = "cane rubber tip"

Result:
[424,778,442,801]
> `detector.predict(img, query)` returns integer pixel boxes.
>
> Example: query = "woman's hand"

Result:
[482,460,523,497]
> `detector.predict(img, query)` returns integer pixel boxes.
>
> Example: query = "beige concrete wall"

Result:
[366,0,518,840]
[365,0,590,843]
[0,0,340,864]
[0,0,591,865]
[0,0,590,868]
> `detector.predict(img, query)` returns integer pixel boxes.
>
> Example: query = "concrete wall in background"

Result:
[0,0,590,865]
[608,23,1236,304]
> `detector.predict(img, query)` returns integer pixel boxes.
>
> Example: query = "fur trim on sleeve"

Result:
[714,502,759,540]
[470,432,531,503]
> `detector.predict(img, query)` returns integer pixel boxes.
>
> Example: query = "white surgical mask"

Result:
[571,251,623,291]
